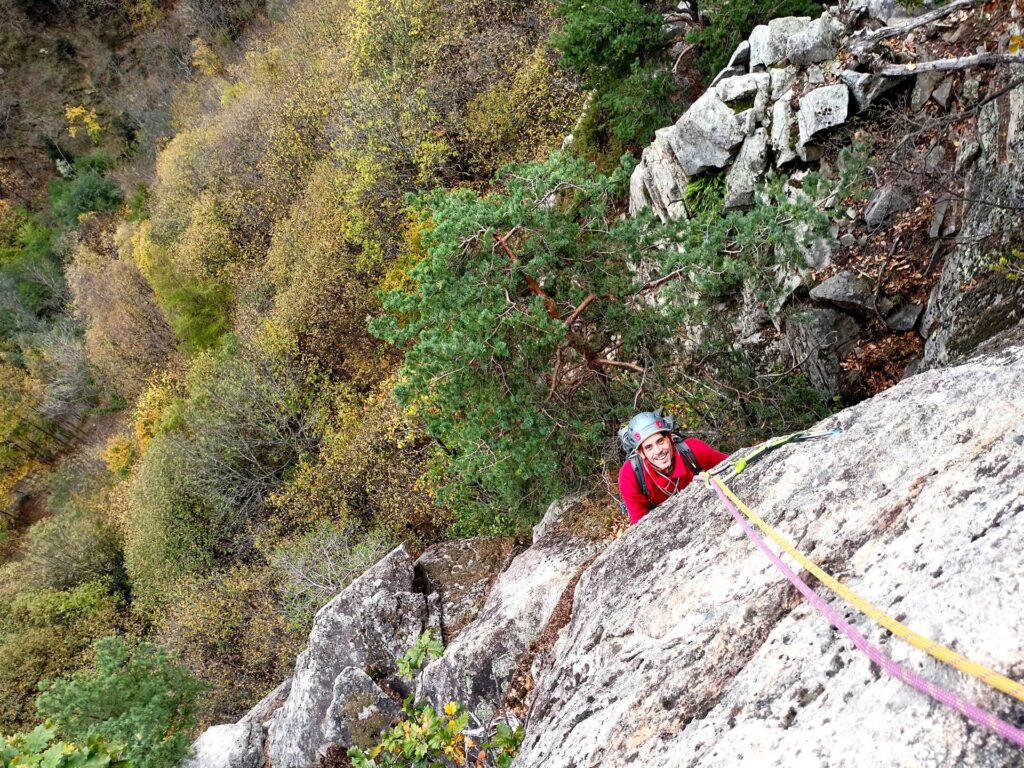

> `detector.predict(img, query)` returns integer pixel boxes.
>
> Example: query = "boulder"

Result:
[884,303,924,332]
[414,536,519,643]
[629,127,691,221]
[784,307,859,392]
[724,128,768,209]
[266,546,428,768]
[416,497,607,724]
[516,335,1024,766]
[749,17,812,70]
[846,0,939,24]
[839,69,899,112]
[797,84,849,149]
[710,65,745,88]
[727,40,751,69]
[671,89,749,176]
[911,71,945,111]
[786,12,843,66]
[809,270,889,314]
[769,65,798,101]
[184,722,263,768]
[715,72,770,116]
[320,668,402,749]
[863,184,912,228]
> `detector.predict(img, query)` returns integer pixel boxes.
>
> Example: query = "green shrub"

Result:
[156,565,302,725]
[49,159,122,229]
[553,0,665,86]
[396,631,443,681]
[22,507,123,592]
[36,636,203,768]
[0,582,121,731]
[594,62,675,144]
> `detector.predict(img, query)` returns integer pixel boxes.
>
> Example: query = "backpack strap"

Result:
[630,454,649,500]
[672,434,704,477]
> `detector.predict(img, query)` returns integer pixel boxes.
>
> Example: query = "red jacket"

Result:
[618,438,728,524]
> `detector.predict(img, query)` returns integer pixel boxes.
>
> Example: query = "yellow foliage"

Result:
[191,39,224,77]
[65,105,103,144]
[462,44,585,175]
[132,373,181,452]
[102,434,137,477]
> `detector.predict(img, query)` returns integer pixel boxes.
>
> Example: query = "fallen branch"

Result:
[850,0,980,55]
[877,53,1024,77]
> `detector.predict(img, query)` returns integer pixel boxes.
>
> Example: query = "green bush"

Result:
[688,0,823,80]
[48,158,122,229]
[553,0,665,86]
[22,507,123,592]
[0,582,121,731]
[36,636,203,768]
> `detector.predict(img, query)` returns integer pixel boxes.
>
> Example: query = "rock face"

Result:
[921,67,1024,370]
[414,536,520,643]
[266,546,428,767]
[515,333,1024,767]
[416,497,607,723]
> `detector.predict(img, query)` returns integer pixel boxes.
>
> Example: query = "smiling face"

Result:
[639,432,675,472]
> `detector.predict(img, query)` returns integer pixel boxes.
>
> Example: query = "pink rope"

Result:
[709,477,1024,749]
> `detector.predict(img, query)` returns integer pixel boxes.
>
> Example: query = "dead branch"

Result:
[850,0,980,55]
[877,54,1024,77]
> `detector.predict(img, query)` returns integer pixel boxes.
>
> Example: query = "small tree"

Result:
[371,152,669,528]
[36,636,203,768]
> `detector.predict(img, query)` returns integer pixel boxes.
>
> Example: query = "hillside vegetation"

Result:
[0,0,855,757]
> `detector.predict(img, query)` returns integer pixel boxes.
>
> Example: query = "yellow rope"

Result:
[714,475,1024,704]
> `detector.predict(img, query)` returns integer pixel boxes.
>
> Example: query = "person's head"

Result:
[625,411,676,472]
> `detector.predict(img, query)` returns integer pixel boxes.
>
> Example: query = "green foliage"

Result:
[22,507,124,592]
[396,631,443,681]
[683,171,727,217]
[0,582,121,731]
[688,0,823,80]
[373,151,659,529]
[552,0,672,147]
[990,249,1024,280]
[594,62,675,144]
[36,635,203,768]
[48,158,122,229]
[156,564,303,724]
[0,724,128,768]
[348,698,470,768]
[125,344,316,613]
[553,0,665,86]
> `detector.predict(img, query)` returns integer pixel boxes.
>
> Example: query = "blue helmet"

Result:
[618,409,677,455]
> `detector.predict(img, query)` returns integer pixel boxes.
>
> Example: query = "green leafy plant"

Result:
[0,724,128,768]
[683,171,727,217]
[990,248,1024,281]
[36,636,203,768]
[396,631,444,681]
[348,698,469,767]
[48,157,122,228]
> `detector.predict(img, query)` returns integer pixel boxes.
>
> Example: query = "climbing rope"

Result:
[709,476,1024,748]
[705,432,1024,706]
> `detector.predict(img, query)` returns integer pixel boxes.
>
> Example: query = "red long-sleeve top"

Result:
[618,438,728,524]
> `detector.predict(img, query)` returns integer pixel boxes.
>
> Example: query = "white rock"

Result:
[797,84,849,147]
[671,89,748,176]
[724,128,768,209]
[749,16,812,70]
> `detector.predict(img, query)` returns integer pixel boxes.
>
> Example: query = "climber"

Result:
[618,410,728,525]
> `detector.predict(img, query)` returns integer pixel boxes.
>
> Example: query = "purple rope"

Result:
[709,478,1024,749]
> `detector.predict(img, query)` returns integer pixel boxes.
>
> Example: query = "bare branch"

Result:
[850,0,980,55]
[877,54,1024,78]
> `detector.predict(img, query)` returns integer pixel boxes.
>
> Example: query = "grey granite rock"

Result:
[724,128,769,209]
[797,85,849,148]
[516,335,1024,766]
[266,547,427,768]
[786,12,843,66]
[863,184,912,227]
[185,722,264,768]
[671,89,748,176]
[885,303,924,332]
[839,69,900,112]
[749,17,812,70]
[770,93,798,167]
[416,497,606,724]
[809,270,883,313]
